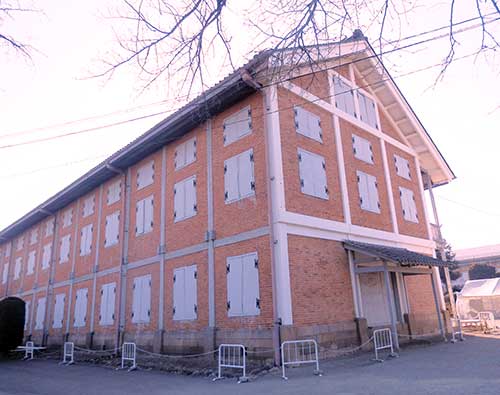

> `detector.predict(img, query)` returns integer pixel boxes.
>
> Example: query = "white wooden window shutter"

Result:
[357,171,380,213]
[173,267,185,320]
[333,75,356,117]
[394,155,411,180]
[399,187,418,223]
[53,294,65,329]
[224,149,255,204]
[352,134,374,164]
[137,161,154,190]
[27,251,36,275]
[243,253,260,316]
[226,256,243,317]
[25,301,30,330]
[224,156,239,203]
[294,106,322,142]
[357,91,379,129]
[35,297,46,330]
[175,138,197,170]
[298,149,328,199]
[223,107,252,146]
[174,177,196,222]
[107,181,121,205]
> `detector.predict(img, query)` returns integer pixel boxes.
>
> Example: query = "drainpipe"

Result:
[157,147,167,352]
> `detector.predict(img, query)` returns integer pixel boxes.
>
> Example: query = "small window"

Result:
[59,235,71,264]
[24,301,30,330]
[42,244,52,269]
[105,211,120,247]
[82,196,95,217]
[53,293,65,329]
[99,282,116,326]
[394,154,411,180]
[27,251,36,275]
[224,149,255,204]
[297,149,329,200]
[174,176,197,222]
[132,275,151,324]
[107,181,121,205]
[223,107,252,146]
[399,187,418,223]
[45,219,54,237]
[35,297,46,330]
[136,196,154,235]
[352,134,373,164]
[63,209,73,228]
[14,257,22,280]
[226,252,260,317]
[357,171,381,213]
[16,237,24,251]
[80,224,93,256]
[30,229,38,245]
[74,288,88,328]
[333,75,356,118]
[357,91,379,129]
[294,106,322,142]
[2,264,8,284]
[173,265,198,321]
[5,243,10,257]
[175,138,197,170]
[137,161,155,190]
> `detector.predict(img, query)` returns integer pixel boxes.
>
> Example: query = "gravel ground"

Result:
[1,334,499,395]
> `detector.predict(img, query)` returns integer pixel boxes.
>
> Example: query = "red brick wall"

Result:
[74,190,98,278]
[290,70,330,101]
[405,274,439,332]
[278,88,345,222]
[379,111,406,144]
[385,143,429,239]
[287,235,355,326]
[340,119,393,232]
[53,201,78,283]
[37,217,55,289]
[93,272,120,336]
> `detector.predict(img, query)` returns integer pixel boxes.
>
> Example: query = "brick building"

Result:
[0,34,454,358]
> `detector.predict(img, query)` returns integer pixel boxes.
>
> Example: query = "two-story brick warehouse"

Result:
[0,34,455,359]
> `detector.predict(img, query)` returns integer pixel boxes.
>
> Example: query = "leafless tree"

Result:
[99,0,500,95]
[0,0,40,59]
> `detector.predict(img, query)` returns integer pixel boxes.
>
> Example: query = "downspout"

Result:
[157,146,167,352]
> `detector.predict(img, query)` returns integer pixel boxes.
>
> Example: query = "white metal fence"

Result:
[478,311,495,333]
[281,339,321,380]
[61,342,74,365]
[121,342,137,371]
[373,328,396,362]
[450,317,464,343]
[24,341,34,360]
[216,344,247,382]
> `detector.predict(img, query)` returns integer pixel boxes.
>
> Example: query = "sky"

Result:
[1,0,500,251]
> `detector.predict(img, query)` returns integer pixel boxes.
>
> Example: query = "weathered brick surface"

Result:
[379,110,406,144]
[405,274,439,333]
[278,87,345,222]
[287,235,355,326]
[291,70,330,101]
[340,119,394,232]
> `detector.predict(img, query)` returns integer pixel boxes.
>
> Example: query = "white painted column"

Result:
[65,199,81,337]
[158,147,167,332]
[333,115,352,226]
[380,140,399,234]
[89,185,104,336]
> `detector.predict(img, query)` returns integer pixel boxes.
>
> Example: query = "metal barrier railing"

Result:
[216,344,247,383]
[450,317,464,343]
[478,311,495,333]
[61,342,74,365]
[281,339,321,380]
[24,341,34,360]
[373,328,397,362]
[121,342,137,371]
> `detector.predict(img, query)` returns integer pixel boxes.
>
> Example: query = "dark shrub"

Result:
[0,297,25,353]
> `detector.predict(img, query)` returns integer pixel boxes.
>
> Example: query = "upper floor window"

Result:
[62,209,73,228]
[42,244,52,270]
[107,181,121,205]
[105,211,120,247]
[333,74,356,118]
[352,134,374,164]
[175,138,197,170]
[16,237,24,251]
[357,171,381,214]
[174,176,197,222]
[82,196,95,217]
[137,161,154,190]
[223,107,252,146]
[298,149,329,200]
[224,149,255,204]
[30,229,38,245]
[45,219,54,237]
[136,196,154,235]
[80,224,93,256]
[59,235,71,264]
[173,265,198,321]
[27,251,36,276]
[294,106,322,143]
[394,154,411,180]
[132,274,151,324]
[399,187,418,223]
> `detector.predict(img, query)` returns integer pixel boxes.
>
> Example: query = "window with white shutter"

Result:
[42,244,52,269]
[107,181,121,205]
[294,106,322,142]
[35,297,46,330]
[357,171,381,213]
[174,176,197,222]
[99,282,116,326]
[105,211,120,247]
[352,134,373,164]
[137,161,154,190]
[226,252,260,317]
[82,196,95,217]
[223,107,252,146]
[175,138,197,170]
[16,237,24,251]
[14,257,22,280]
[399,187,418,223]
[132,275,151,324]
[5,243,10,257]
[136,196,154,235]
[394,155,411,180]
[74,288,88,328]
[2,264,8,284]
[63,209,73,228]
[224,149,255,204]
[173,265,197,321]
[25,301,30,330]
[27,251,36,276]
[45,219,54,237]
[333,75,356,117]
[60,235,71,264]
[30,230,38,245]
[357,91,379,129]
[53,293,65,329]
[297,149,329,200]
[80,224,93,256]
